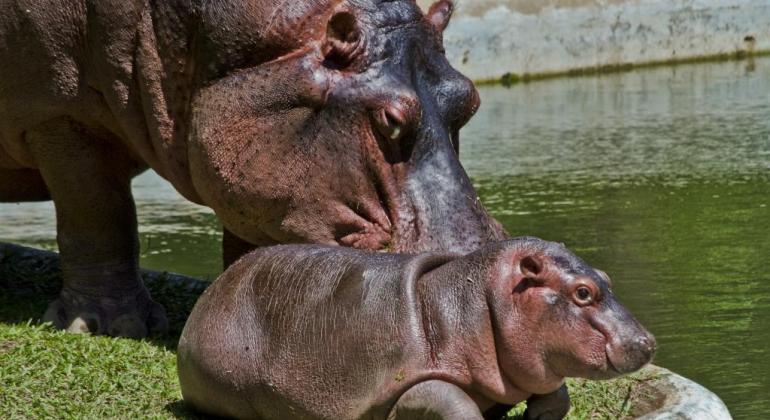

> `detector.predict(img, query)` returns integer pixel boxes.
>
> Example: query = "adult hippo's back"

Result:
[0,0,504,337]
[178,239,656,419]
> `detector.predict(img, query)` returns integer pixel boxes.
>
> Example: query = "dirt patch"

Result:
[628,377,669,418]
[0,339,19,354]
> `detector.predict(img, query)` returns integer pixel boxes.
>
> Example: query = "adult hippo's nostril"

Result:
[436,72,481,129]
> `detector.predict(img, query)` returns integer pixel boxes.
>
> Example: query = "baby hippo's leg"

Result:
[388,380,483,420]
[482,404,513,420]
[524,384,570,420]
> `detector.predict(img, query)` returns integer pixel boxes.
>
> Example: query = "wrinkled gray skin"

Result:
[178,238,656,419]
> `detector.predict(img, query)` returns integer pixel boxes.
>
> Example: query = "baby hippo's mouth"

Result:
[605,347,622,374]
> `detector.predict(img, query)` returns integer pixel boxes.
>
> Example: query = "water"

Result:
[1,57,768,418]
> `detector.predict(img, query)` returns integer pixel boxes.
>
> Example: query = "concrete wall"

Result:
[417,0,770,82]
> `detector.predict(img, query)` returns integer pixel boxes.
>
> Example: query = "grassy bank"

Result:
[0,243,660,419]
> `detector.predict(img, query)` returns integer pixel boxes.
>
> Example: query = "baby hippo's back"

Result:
[177,245,454,420]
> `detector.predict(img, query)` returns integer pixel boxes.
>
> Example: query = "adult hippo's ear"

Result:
[323,10,364,70]
[427,0,454,33]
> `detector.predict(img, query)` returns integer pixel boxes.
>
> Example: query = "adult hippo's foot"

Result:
[43,283,168,338]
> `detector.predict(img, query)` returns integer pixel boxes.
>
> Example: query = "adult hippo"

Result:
[178,238,656,419]
[0,0,504,337]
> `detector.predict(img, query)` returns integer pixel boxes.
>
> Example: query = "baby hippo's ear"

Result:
[519,255,543,278]
[512,254,546,294]
[594,268,613,287]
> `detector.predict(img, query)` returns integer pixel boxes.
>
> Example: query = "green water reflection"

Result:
[1,57,768,418]
[0,174,223,279]
[463,58,770,419]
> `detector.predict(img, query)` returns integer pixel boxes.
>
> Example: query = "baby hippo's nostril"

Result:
[639,334,657,356]
[633,333,657,365]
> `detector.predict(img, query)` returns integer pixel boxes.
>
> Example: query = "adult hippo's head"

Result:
[186,0,505,253]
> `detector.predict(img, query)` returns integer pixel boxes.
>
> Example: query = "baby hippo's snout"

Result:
[597,301,657,375]
[612,328,657,374]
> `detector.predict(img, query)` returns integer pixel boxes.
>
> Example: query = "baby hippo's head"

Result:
[488,238,656,394]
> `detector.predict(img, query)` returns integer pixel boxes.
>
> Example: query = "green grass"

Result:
[498,370,659,420]
[0,245,661,419]
[0,322,189,418]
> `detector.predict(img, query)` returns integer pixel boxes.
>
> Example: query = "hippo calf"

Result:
[178,238,656,419]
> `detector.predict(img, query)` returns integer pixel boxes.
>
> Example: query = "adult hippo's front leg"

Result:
[28,118,167,338]
[222,228,260,269]
[387,381,484,420]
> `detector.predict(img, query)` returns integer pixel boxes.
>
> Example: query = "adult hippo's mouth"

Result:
[331,119,506,254]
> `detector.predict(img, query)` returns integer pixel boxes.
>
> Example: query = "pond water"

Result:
[1,57,769,418]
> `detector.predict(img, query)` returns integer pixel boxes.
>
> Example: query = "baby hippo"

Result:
[177,238,655,419]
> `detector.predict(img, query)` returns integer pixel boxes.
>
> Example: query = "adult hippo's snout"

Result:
[391,131,506,253]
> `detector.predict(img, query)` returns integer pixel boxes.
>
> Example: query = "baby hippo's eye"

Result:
[574,286,593,306]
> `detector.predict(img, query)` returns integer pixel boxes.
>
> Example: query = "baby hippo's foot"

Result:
[524,385,570,420]
[43,285,168,338]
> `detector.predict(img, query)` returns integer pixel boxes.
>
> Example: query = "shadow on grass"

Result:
[164,400,225,420]
[0,242,208,350]
[0,243,62,324]
[163,400,525,420]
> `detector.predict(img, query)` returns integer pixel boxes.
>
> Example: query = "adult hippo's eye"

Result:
[375,107,406,141]
[373,106,409,163]
[574,285,594,306]
[372,95,420,163]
